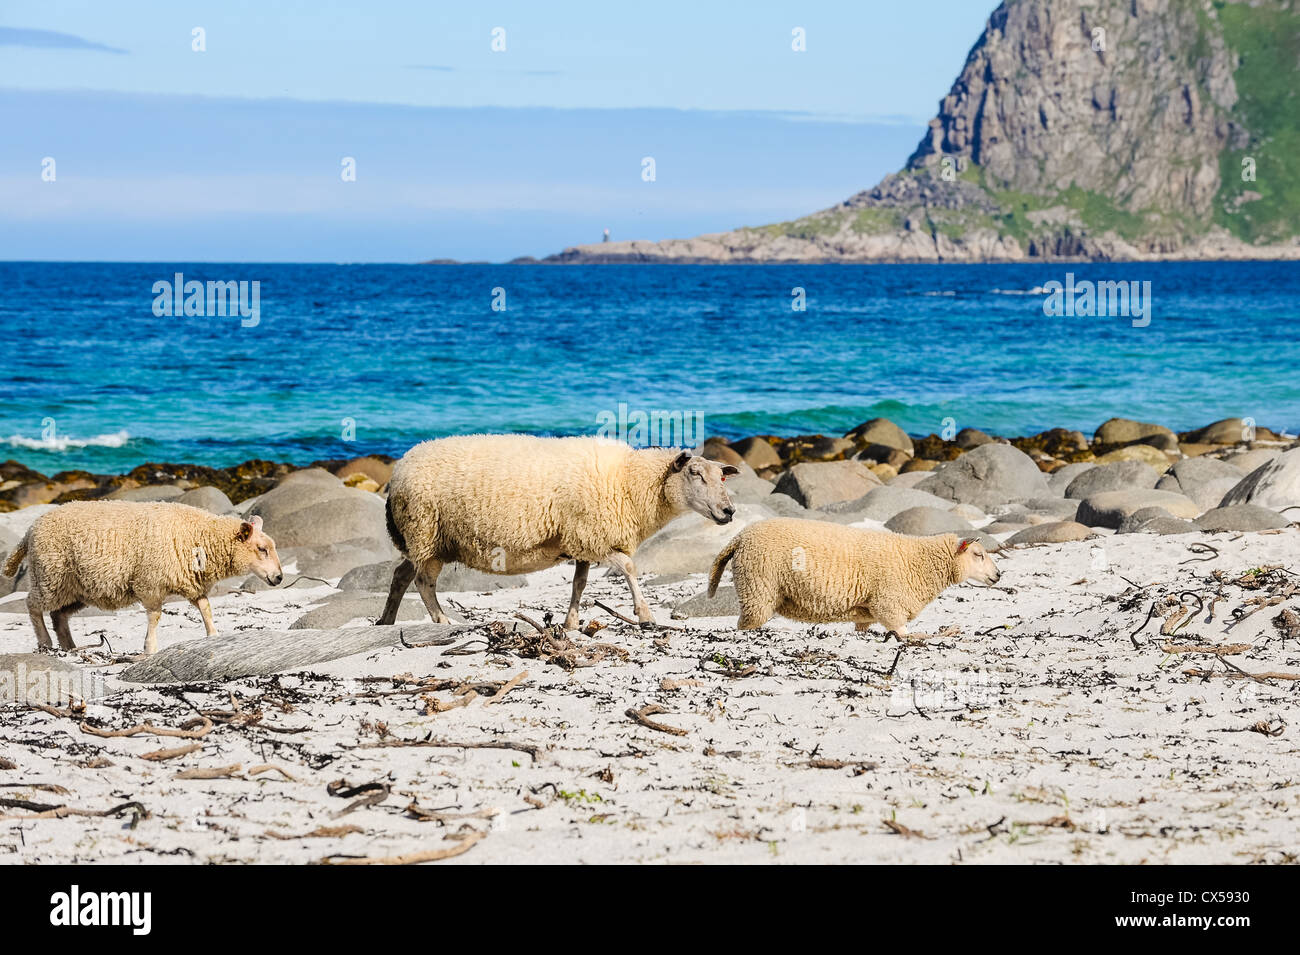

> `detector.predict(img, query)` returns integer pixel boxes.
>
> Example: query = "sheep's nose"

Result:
[269,572,284,586]
[723,504,735,518]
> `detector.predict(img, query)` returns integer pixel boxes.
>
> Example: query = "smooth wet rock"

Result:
[1065,461,1159,498]
[121,622,466,683]
[845,418,913,454]
[1094,418,1174,446]
[773,460,881,510]
[338,559,525,594]
[884,506,974,536]
[1194,504,1291,533]
[1220,448,1300,511]
[915,443,1049,509]
[333,456,394,486]
[1006,521,1093,545]
[1181,418,1252,445]
[1076,489,1199,529]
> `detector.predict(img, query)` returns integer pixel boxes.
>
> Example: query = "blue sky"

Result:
[0,1,996,261]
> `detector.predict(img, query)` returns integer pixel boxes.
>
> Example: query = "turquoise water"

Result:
[1,261,1297,473]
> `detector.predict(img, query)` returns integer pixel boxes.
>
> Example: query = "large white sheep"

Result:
[2,500,283,654]
[708,517,1000,634]
[379,434,738,629]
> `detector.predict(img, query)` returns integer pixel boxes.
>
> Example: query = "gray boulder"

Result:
[1065,461,1159,499]
[1047,462,1096,495]
[724,471,776,504]
[121,622,465,683]
[915,443,1049,509]
[823,485,952,523]
[1219,448,1300,512]
[1225,448,1281,474]
[175,485,236,514]
[257,489,387,549]
[845,418,913,453]
[290,593,429,629]
[245,469,351,525]
[1094,418,1174,445]
[1156,457,1246,512]
[672,586,742,619]
[1006,521,1093,545]
[999,497,1081,523]
[0,653,114,703]
[884,506,974,537]
[635,503,776,575]
[1077,489,1200,529]
[773,461,881,510]
[106,484,186,502]
[887,472,934,489]
[1194,505,1291,533]
[730,437,782,471]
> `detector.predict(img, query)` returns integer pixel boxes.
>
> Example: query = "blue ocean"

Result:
[2,261,1298,474]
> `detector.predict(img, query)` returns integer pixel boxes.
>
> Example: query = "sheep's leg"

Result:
[413,560,451,625]
[606,552,652,624]
[191,596,218,636]
[51,602,84,650]
[378,558,417,625]
[564,561,589,631]
[736,608,773,630]
[28,604,53,649]
[143,606,163,656]
[874,608,909,640]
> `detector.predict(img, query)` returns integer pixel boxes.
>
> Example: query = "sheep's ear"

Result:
[670,450,692,472]
[956,538,975,553]
[721,464,740,478]
[250,515,264,532]
[236,521,255,542]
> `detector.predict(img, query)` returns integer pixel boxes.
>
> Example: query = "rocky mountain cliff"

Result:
[542,0,1300,263]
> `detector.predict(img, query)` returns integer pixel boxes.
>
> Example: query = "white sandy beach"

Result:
[2,518,1297,865]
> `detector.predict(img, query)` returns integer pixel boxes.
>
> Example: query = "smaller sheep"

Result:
[2,501,283,655]
[708,518,1000,634]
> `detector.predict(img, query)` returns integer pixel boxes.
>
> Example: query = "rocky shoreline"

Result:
[4,416,1300,864]
[3,415,1298,598]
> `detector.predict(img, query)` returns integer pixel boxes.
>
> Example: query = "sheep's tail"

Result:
[2,537,27,578]
[708,537,739,597]
[385,494,408,555]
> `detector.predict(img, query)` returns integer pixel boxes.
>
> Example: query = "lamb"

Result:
[378,434,738,630]
[2,500,283,655]
[707,518,1000,634]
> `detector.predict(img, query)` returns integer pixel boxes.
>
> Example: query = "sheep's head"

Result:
[235,515,283,586]
[663,451,738,524]
[955,537,1000,585]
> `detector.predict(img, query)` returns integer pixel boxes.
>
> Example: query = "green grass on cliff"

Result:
[1213,0,1300,243]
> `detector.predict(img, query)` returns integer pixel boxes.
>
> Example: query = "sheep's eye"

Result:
[258,546,268,556]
